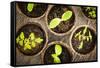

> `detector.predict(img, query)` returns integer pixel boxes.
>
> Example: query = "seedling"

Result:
[16,32,43,50]
[74,26,92,49]
[27,3,35,12]
[49,10,73,29]
[83,7,96,19]
[51,44,62,63]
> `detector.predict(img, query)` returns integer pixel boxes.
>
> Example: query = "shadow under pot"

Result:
[43,42,72,64]
[71,26,96,55]
[47,5,75,34]
[81,6,97,19]
[16,24,47,56]
[18,2,48,18]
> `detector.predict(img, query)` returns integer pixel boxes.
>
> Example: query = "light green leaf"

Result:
[51,54,61,63]
[24,44,31,50]
[75,31,82,38]
[78,41,83,49]
[19,40,23,46]
[86,36,89,42]
[31,41,36,48]
[55,44,62,56]
[49,18,61,29]
[16,36,20,44]
[35,37,43,44]
[27,3,34,12]
[29,33,35,40]
[89,31,92,41]
[83,26,87,35]
[20,32,24,40]
[61,10,72,21]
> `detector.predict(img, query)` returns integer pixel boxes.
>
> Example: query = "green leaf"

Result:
[31,41,36,48]
[19,40,23,46]
[24,44,31,50]
[16,36,20,44]
[89,31,92,41]
[29,33,35,40]
[27,3,34,12]
[75,31,82,38]
[51,54,61,63]
[78,41,83,49]
[20,32,24,40]
[83,26,87,35]
[55,44,62,56]
[86,36,89,42]
[35,37,43,44]
[61,10,72,21]
[49,18,61,29]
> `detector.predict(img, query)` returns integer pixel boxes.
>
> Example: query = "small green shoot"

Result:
[74,26,93,49]
[84,7,96,19]
[27,3,34,12]
[16,32,44,51]
[78,41,83,49]
[51,44,62,63]
[49,10,73,29]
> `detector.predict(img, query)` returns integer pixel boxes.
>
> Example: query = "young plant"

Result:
[74,26,92,49]
[27,3,35,12]
[49,10,73,29]
[84,7,96,19]
[51,44,62,63]
[16,32,43,50]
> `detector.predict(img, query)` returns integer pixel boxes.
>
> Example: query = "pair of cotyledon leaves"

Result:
[49,10,73,29]
[51,44,62,63]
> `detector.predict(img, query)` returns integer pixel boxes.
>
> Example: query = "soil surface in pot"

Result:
[18,2,48,18]
[71,27,96,54]
[81,6,96,19]
[16,24,46,55]
[44,44,72,64]
[48,5,75,33]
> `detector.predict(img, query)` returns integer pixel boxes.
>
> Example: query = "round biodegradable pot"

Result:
[47,5,75,36]
[16,24,48,56]
[81,6,96,19]
[42,41,72,64]
[70,25,96,55]
[17,2,48,18]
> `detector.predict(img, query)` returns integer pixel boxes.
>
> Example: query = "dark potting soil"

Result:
[81,7,96,19]
[44,44,72,64]
[18,2,48,18]
[16,24,46,55]
[48,5,75,33]
[71,27,96,54]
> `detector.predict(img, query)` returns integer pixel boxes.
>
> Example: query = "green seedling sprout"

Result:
[74,26,93,49]
[51,44,62,63]
[84,7,96,18]
[49,10,73,29]
[78,41,83,49]
[16,32,43,50]
[27,3,35,12]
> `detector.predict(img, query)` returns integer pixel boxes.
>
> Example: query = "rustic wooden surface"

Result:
[16,3,97,65]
